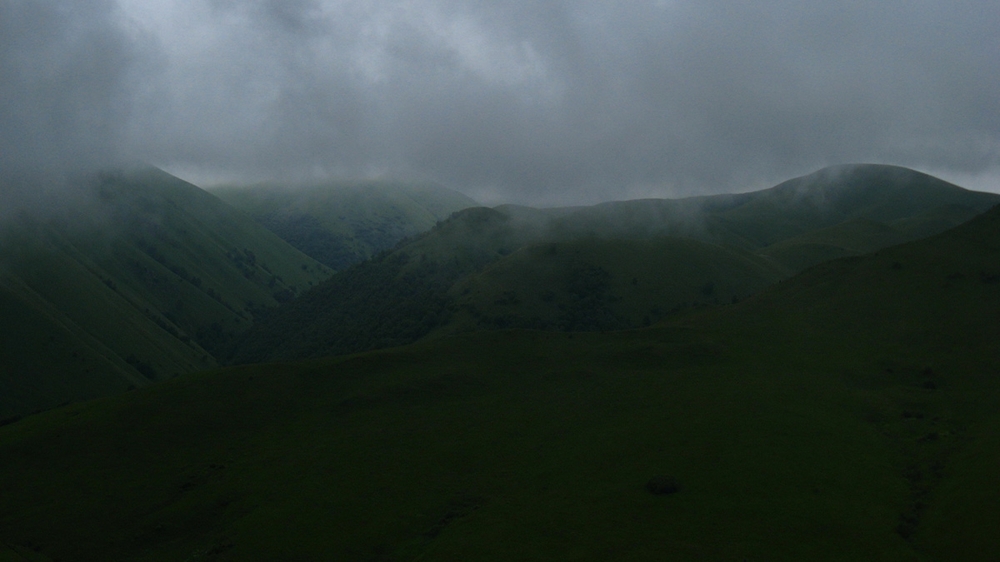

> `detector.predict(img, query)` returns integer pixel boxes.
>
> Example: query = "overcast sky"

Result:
[2,0,999,205]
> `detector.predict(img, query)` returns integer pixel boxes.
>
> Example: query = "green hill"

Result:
[232,165,999,363]
[758,218,912,272]
[2,198,999,560]
[211,180,478,270]
[0,168,330,418]
[228,206,541,363]
[554,164,998,253]
[443,236,784,333]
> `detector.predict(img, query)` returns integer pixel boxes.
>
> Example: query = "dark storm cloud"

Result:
[5,1,1000,204]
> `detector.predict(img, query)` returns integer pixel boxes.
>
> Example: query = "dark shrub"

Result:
[645,475,679,495]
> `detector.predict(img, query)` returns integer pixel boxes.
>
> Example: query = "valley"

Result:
[1,165,999,560]
[0,168,330,418]
[5,2,998,559]
[211,180,477,271]
[232,164,999,363]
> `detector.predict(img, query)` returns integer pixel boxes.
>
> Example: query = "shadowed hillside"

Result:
[232,165,999,363]
[2,194,999,560]
[553,164,999,263]
[0,168,330,418]
[228,206,544,363]
[443,237,784,333]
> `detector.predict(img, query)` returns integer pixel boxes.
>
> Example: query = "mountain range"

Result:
[230,164,1000,363]
[1,164,998,560]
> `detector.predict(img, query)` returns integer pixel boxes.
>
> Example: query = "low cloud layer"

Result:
[3,1,999,204]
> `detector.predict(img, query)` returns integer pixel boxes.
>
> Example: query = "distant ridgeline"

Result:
[230,164,1000,364]
[0,167,331,418]
[3,164,998,418]
[211,181,478,271]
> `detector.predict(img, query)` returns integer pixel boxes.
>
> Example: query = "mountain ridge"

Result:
[231,164,1000,363]
[211,180,478,270]
[3,176,1000,559]
[0,167,331,417]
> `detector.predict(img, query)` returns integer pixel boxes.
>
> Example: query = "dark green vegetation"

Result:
[229,206,547,363]
[232,164,1000,363]
[211,181,477,270]
[2,193,1000,560]
[0,168,330,418]
[446,236,784,332]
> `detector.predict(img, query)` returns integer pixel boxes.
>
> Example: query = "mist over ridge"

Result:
[2,1,1000,206]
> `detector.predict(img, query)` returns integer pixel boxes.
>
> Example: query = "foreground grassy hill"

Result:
[211,180,477,270]
[0,168,330,418]
[1,194,998,560]
[232,165,999,363]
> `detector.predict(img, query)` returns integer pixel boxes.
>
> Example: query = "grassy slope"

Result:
[443,236,784,333]
[228,207,542,363]
[706,203,1000,560]
[0,168,330,417]
[0,332,917,561]
[1,202,999,560]
[440,166,997,335]
[554,165,997,256]
[0,279,141,420]
[758,218,912,272]
[233,165,999,363]
[211,181,478,270]
[714,164,998,246]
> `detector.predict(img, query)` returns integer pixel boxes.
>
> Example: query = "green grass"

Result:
[0,168,331,417]
[550,165,998,249]
[0,331,918,560]
[2,203,1000,559]
[235,165,1000,364]
[228,207,545,363]
[443,236,784,333]
[759,218,911,271]
[710,164,999,247]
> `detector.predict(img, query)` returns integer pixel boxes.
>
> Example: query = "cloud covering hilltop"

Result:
[3,1,1000,204]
